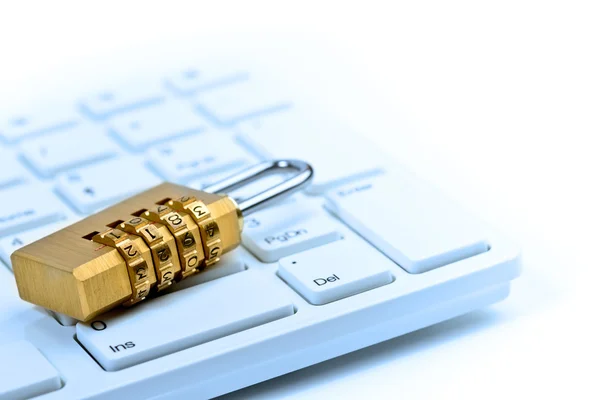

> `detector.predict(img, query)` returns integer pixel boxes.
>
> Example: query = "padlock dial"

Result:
[169,196,223,267]
[119,216,180,291]
[92,228,156,306]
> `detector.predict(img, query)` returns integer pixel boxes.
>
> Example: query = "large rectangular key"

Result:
[56,158,162,214]
[164,66,248,96]
[326,171,489,274]
[0,341,62,399]
[108,101,208,150]
[20,124,119,177]
[0,149,27,188]
[0,184,69,237]
[147,131,256,183]
[1,105,78,143]
[78,84,165,119]
[236,106,388,193]
[76,270,294,371]
[0,219,77,268]
[194,78,291,125]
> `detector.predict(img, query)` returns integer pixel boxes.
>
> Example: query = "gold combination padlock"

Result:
[11,160,313,322]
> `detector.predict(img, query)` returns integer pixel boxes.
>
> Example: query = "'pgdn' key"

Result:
[264,229,308,244]
[11,160,313,321]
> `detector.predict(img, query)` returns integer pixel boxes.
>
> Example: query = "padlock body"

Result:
[11,182,242,321]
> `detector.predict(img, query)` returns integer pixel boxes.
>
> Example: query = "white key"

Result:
[0,341,61,400]
[0,185,67,237]
[194,79,292,125]
[165,67,249,96]
[108,101,209,150]
[325,172,489,274]
[20,124,119,177]
[79,84,165,119]
[0,218,77,268]
[214,170,291,202]
[278,237,393,305]
[165,252,245,293]
[0,149,27,187]
[236,106,388,193]
[186,165,252,191]
[147,131,256,183]
[77,270,293,371]
[0,106,77,142]
[56,158,162,214]
[242,196,342,262]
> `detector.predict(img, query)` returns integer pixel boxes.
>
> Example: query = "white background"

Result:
[1,1,598,398]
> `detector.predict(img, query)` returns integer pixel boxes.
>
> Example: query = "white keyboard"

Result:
[0,67,521,400]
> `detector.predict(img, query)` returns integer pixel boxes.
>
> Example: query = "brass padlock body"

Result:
[11,182,242,322]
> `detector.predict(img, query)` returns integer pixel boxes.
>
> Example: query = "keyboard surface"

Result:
[0,66,520,399]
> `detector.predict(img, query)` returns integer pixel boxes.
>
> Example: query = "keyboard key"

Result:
[236,106,387,194]
[77,270,293,371]
[20,124,119,177]
[165,67,249,96]
[278,237,393,305]
[79,85,165,120]
[108,101,208,150]
[0,219,77,268]
[242,196,342,262]
[0,149,27,187]
[165,252,245,293]
[147,131,256,183]
[325,172,489,274]
[188,165,294,206]
[200,168,291,202]
[0,341,61,400]
[56,158,162,214]
[186,165,252,191]
[1,107,78,143]
[0,185,68,237]
[194,79,292,125]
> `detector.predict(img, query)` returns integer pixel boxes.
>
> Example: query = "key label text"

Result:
[313,274,341,286]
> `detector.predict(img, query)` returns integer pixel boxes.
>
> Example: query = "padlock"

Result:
[11,160,313,321]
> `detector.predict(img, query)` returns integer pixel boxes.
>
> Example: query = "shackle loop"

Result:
[202,160,314,215]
